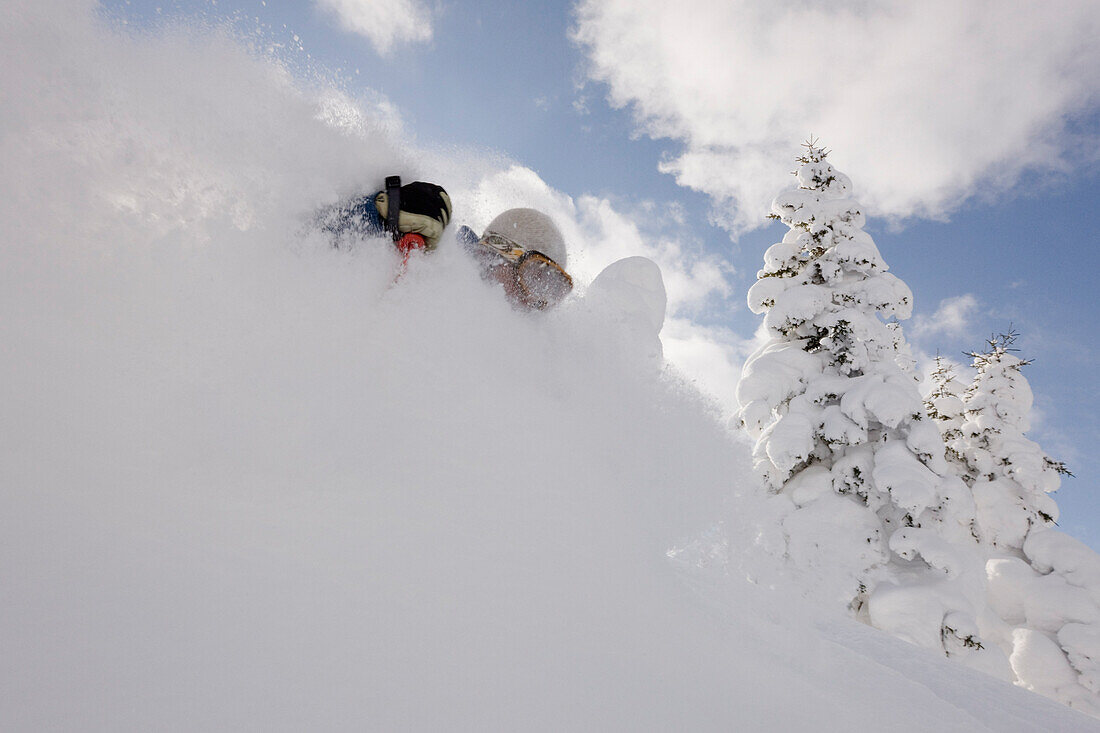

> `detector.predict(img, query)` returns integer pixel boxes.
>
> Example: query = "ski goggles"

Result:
[478,232,574,310]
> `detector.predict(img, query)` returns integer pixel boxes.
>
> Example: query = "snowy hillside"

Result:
[1,2,1097,730]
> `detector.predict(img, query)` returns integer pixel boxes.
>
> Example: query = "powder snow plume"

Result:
[0,1,1095,730]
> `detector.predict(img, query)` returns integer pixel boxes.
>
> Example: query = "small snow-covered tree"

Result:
[924,356,968,465]
[928,333,1100,715]
[950,332,1069,550]
[736,143,994,666]
[922,356,983,549]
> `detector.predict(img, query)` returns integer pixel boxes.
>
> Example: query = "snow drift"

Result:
[1,1,1096,730]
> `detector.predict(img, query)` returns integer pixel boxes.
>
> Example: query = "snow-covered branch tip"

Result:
[796,136,830,165]
[966,329,1030,362]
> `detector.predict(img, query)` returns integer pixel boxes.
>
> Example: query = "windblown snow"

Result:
[1,1,1096,730]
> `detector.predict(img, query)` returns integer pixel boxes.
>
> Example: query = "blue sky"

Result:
[105,0,1100,546]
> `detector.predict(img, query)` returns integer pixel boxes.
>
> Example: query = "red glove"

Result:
[394,233,427,271]
[396,232,426,259]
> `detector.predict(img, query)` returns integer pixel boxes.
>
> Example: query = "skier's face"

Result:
[486,257,572,310]
[514,254,573,309]
[487,260,525,305]
[478,233,572,310]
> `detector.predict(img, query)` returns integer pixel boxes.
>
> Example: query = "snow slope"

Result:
[1,2,1096,730]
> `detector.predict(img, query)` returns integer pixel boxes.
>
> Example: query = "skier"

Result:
[457,208,574,311]
[318,176,453,264]
[318,180,571,310]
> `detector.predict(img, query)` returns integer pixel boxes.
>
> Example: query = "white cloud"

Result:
[573,0,1100,233]
[910,294,979,340]
[315,0,434,56]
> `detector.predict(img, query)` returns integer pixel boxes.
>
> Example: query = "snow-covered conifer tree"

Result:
[742,148,1100,716]
[924,356,968,465]
[737,143,997,668]
[951,332,1068,550]
[919,333,1100,715]
[929,333,1100,714]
